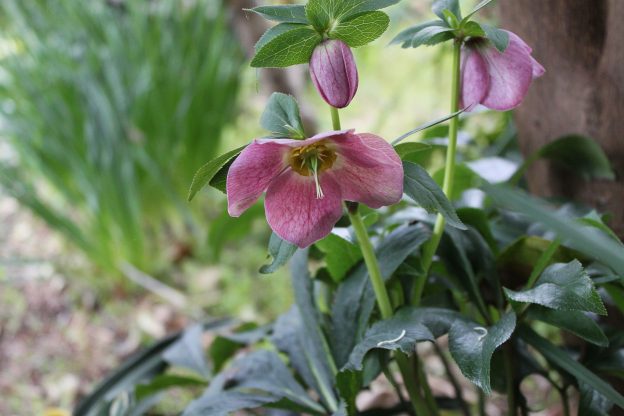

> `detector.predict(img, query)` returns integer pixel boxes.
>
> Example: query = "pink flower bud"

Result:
[309,39,359,109]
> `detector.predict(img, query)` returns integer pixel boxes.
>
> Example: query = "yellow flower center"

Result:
[289,141,337,176]
[289,141,337,199]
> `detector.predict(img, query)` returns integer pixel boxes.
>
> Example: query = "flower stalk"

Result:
[334,107,433,416]
[413,39,463,306]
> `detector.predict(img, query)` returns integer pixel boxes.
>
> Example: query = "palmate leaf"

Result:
[306,0,400,32]
[504,260,607,315]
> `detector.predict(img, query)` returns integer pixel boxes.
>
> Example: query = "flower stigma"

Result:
[289,141,337,200]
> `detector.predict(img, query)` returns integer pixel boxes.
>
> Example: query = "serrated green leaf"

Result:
[442,9,459,28]
[504,260,607,315]
[520,326,624,411]
[390,20,447,47]
[187,145,247,200]
[316,234,363,283]
[432,0,461,21]
[259,233,298,274]
[248,5,309,24]
[251,26,322,68]
[336,371,362,415]
[344,307,460,371]
[330,11,389,48]
[260,92,305,139]
[135,374,206,401]
[579,381,614,416]
[481,23,509,52]
[449,312,516,394]
[403,161,466,229]
[306,0,400,32]
[526,306,608,347]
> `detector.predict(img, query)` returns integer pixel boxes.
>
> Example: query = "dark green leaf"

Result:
[255,23,306,52]
[462,21,486,38]
[579,381,614,416]
[481,24,509,52]
[306,0,400,31]
[163,324,210,379]
[504,260,607,315]
[432,0,461,21]
[272,307,339,411]
[260,92,305,139]
[316,234,363,283]
[330,225,431,367]
[251,26,322,68]
[336,371,362,415]
[336,0,402,17]
[394,142,432,159]
[463,0,497,21]
[247,5,309,24]
[484,184,624,276]
[135,374,205,401]
[289,250,339,398]
[526,306,608,347]
[330,11,390,48]
[187,145,247,200]
[259,233,298,274]
[402,25,455,49]
[403,161,466,229]
[449,312,516,394]
[519,326,624,410]
[390,20,448,47]
[184,350,325,416]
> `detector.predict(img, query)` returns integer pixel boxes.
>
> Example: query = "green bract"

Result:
[250,0,399,68]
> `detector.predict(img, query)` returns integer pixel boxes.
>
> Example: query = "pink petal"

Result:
[480,32,536,111]
[460,48,489,111]
[226,139,290,217]
[327,132,404,208]
[310,39,359,109]
[530,56,545,78]
[265,170,343,248]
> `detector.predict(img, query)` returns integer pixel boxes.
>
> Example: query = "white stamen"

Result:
[377,330,407,347]
[311,158,324,199]
[474,326,488,341]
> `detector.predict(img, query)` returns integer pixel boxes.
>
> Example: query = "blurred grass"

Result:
[0,0,244,283]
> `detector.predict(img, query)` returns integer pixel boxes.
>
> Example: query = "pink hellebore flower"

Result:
[310,39,359,109]
[226,130,403,248]
[461,30,545,111]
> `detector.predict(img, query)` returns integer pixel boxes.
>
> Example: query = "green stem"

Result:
[504,343,516,415]
[333,106,432,415]
[413,39,463,306]
[330,106,341,131]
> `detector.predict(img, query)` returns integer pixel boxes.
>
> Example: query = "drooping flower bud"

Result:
[309,39,359,109]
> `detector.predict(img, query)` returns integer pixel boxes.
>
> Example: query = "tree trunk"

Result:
[500,1,624,237]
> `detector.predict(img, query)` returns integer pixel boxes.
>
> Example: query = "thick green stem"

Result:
[413,40,463,305]
[333,106,432,415]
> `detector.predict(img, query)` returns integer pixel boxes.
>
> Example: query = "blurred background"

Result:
[2,0,621,414]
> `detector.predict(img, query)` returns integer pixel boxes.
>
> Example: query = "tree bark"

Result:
[500,1,624,237]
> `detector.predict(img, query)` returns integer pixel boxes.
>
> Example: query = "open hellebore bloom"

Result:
[226,130,403,248]
[461,30,545,111]
[309,39,359,109]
